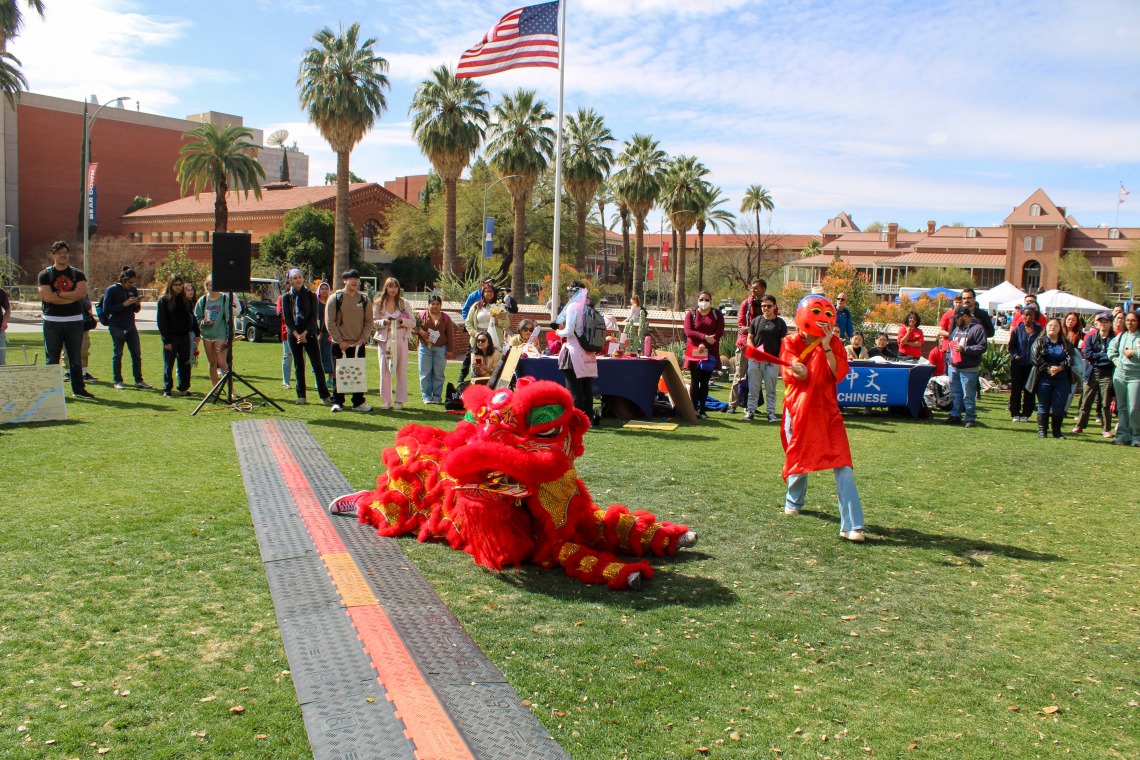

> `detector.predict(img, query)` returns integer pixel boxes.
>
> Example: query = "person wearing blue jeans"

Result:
[103,267,152,389]
[1031,318,1074,439]
[946,305,987,427]
[1108,312,1140,446]
[416,294,450,404]
[785,467,865,536]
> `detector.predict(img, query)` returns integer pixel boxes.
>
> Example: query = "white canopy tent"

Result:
[975,281,1026,309]
[997,289,1108,315]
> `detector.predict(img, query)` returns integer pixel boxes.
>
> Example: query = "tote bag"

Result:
[335,356,368,393]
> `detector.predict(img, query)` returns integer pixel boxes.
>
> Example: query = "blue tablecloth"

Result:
[838,361,935,419]
[515,356,667,418]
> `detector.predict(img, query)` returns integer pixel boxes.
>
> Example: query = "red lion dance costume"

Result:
[329,380,697,589]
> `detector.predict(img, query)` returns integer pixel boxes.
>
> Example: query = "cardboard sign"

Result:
[1,365,67,424]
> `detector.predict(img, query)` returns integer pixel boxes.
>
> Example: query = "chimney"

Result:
[926,220,936,235]
[887,222,898,249]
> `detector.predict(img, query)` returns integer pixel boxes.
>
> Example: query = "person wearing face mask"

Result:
[1029,317,1074,439]
[946,305,987,427]
[683,291,725,420]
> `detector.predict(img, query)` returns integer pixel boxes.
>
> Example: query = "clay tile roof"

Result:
[819,211,860,235]
[885,252,1007,268]
[821,231,923,253]
[124,183,396,218]
[1003,188,1071,227]
[914,226,1008,251]
[1063,227,1137,251]
[793,253,883,267]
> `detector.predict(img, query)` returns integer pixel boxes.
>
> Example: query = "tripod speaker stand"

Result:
[192,233,282,415]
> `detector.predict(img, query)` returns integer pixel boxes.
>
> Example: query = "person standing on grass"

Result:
[315,281,334,391]
[156,274,195,398]
[744,294,786,422]
[897,311,923,359]
[730,279,766,410]
[946,305,987,427]
[276,291,293,390]
[1010,294,1046,331]
[1007,305,1042,422]
[103,267,152,390]
[417,294,451,404]
[0,283,10,366]
[184,281,200,370]
[373,277,415,411]
[282,268,331,406]
[683,290,725,420]
[1030,317,1074,440]
[194,278,233,387]
[326,269,373,413]
[960,288,996,338]
[1108,311,1140,446]
[37,241,93,398]
[833,292,854,341]
[553,281,599,420]
[1073,311,1116,438]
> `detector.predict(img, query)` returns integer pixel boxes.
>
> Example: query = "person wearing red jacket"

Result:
[780,295,866,542]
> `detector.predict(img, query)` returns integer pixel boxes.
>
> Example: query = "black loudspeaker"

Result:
[211,232,252,292]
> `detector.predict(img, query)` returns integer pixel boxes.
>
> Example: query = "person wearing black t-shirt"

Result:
[868,332,899,360]
[36,241,93,398]
[156,274,195,397]
[744,295,788,421]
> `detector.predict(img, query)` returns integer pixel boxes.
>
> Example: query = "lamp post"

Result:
[481,174,519,283]
[82,96,130,275]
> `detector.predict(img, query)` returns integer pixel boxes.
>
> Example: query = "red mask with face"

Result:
[794,296,837,338]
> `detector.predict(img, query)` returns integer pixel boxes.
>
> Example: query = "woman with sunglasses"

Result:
[470,331,500,383]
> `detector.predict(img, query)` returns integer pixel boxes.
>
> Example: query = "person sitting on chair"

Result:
[470,331,501,384]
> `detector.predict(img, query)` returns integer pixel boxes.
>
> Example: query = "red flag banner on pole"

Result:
[457,1,560,79]
[661,241,669,273]
[647,253,655,282]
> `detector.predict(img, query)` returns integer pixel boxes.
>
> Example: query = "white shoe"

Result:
[380,403,392,410]
[354,403,373,412]
[113,382,127,390]
[328,490,368,515]
[283,382,291,390]
[840,530,865,542]
[330,403,344,413]
[784,506,801,515]
[393,402,403,411]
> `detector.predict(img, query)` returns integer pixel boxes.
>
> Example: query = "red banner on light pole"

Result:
[647,253,655,282]
[661,240,669,272]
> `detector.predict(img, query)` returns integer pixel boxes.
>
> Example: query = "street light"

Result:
[481,174,519,283]
[82,96,130,275]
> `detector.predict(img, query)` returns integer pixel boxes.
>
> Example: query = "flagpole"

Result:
[550,0,567,321]
[1117,180,1123,228]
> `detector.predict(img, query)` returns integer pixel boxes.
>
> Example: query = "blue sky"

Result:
[12,0,1140,235]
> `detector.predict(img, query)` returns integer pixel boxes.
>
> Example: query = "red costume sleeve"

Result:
[778,334,853,480]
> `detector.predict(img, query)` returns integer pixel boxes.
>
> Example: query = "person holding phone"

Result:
[194,277,233,386]
[104,266,152,390]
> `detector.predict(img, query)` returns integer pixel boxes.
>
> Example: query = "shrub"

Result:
[154,248,210,291]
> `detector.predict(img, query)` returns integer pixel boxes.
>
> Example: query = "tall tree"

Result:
[563,107,614,271]
[594,181,614,284]
[612,181,632,301]
[485,88,555,298]
[693,183,736,291]
[174,122,266,233]
[740,184,775,279]
[409,64,489,277]
[298,22,389,282]
[613,134,667,302]
[0,0,43,106]
[659,155,709,309]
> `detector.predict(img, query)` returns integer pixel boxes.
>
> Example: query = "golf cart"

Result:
[238,277,283,342]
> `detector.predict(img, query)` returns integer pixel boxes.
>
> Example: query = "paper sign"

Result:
[1,365,68,424]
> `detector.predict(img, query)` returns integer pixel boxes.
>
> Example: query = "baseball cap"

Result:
[954,306,973,318]
[1095,311,1112,322]
[341,269,361,280]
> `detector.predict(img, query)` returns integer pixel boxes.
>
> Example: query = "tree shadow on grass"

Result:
[800,509,1063,566]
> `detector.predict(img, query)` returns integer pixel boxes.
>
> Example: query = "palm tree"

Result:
[594,181,614,284]
[298,22,389,282]
[659,155,709,310]
[174,122,266,233]
[612,182,632,301]
[740,183,775,279]
[563,107,614,271]
[693,183,736,291]
[613,134,667,302]
[0,0,44,105]
[485,88,555,298]
[802,238,822,257]
[409,64,489,277]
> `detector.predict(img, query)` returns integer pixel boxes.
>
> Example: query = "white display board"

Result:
[0,364,67,424]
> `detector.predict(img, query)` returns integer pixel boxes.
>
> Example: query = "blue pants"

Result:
[418,344,447,403]
[320,336,334,381]
[785,466,865,533]
[109,325,143,384]
[282,339,292,384]
[1036,373,1072,416]
[1114,376,1140,444]
[162,334,192,393]
[43,320,86,393]
[948,366,979,422]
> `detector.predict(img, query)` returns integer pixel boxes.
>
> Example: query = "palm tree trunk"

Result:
[754,209,761,279]
[670,228,678,285]
[334,150,351,283]
[698,226,705,292]
[511,192,527,299]
[214,175,229,233]
[633,214,646,301]
[574,204,587,272]
[621,213,632,302]
[443,177,457,276]
[674,228,688,310]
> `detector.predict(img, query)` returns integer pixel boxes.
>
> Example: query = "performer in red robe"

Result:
[779,295,866,542]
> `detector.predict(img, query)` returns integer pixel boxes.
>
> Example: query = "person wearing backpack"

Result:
[325,269,373,413]
[37,241,94,398]
[553,281,599,421]
[683,290,725,419]
[103,266,152,390]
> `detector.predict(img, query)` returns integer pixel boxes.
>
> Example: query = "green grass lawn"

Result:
[2,330,1137,759]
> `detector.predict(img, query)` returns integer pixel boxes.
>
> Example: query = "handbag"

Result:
[82,311,97,331]
[334,356,368,393]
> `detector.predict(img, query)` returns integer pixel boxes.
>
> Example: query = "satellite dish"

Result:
[267,129,289,148]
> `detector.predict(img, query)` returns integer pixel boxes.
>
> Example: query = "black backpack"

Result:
[576,303,607,353]
[96,283,118,326]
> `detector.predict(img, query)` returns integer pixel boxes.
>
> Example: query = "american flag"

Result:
[1121,184,1130,203]
[456,1,560,79]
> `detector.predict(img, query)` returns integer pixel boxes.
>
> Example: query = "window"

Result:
[1023,236,1031,251]
[1022,260,1041,293]
[1034,235,1044,251]
[1109,228,1121,240]
[361,221,380,250]
[834,218,843,229]
[978,269,1001,289]
[966,227,978,238]
[1030,203,1042,216]
[880,232,888,242]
